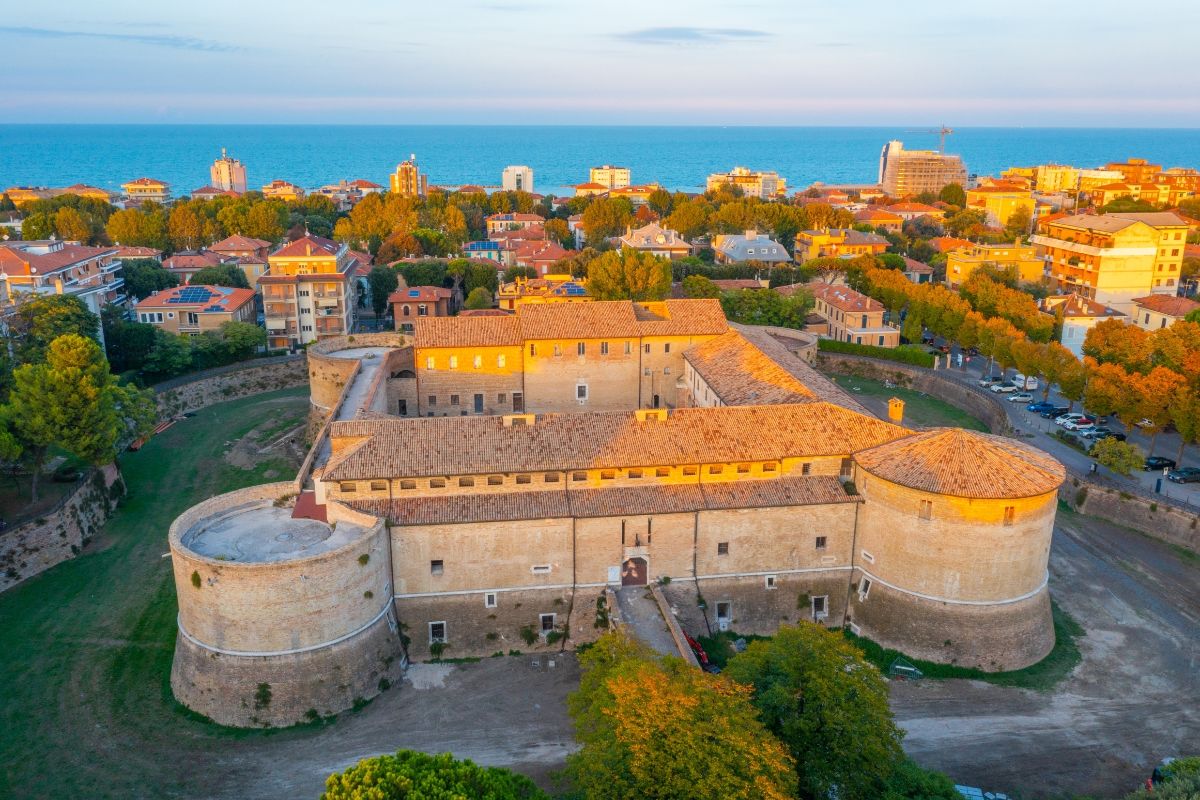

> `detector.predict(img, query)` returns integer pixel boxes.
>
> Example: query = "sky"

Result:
[3,0,1199,126]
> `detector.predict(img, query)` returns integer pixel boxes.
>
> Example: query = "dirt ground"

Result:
[891,509,1200,799]
[206,655,581,798]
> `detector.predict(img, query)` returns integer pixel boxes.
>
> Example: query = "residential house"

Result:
[712,230,791,264]
[945,243,1044,289]
[609,184,663,207]
[390,286,453,333]
[901,256,934,284]
[1041,294,1125,359]
[884,202,946,222]
[191,186,239,202]
[854,208,904,233]
[513,241,572,275]
[617,223,693,260]
[928,236,975,253]
[210,234,273,289]
[261,180,305,202]
[793,229,888,263]
[135,284,256,335]
[260,234,361,349]
[966,185,1036,228]
[121,177,171,205]
[573,182,609,198]
[463,240,508,266]
[162,250,225,284]
[809,283,898,347]
[112,245,162,262]
[1129,294,1200,331]
[487,213,545,236]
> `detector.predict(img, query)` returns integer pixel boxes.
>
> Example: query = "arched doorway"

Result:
[621,557,647,586]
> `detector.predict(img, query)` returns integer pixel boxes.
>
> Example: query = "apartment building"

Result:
[945,243,1044,289]
[391,155,428,198]
[501,166,534,193]
[210,148,248,193]
[135,285,256,335]
[261,234,362,350]
[1030,212,1188,312]
[877,140,967,197]
[261,180,305,202]
[121,177,171,205]
[712,230,791,264]
[1040,294,1125,359]
[794,228,888,263]
[0,240,127,339]
[808,283,898,347]
[589,165,631,189]
[706,167,787,199]
[966,185,1036,228]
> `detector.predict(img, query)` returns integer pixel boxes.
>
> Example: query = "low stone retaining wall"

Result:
[1059,474,1199,554]
[815,352,1011,434]
[0,465,124,593]
[154,356,307,418]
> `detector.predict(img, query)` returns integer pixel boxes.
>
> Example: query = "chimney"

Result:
[888,397,905,425]
[745,229,757,240]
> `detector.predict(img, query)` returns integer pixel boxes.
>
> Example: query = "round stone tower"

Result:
[850,429,1065,671]
[169,483,403,727]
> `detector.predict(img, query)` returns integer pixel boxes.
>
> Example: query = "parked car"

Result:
[978,376,1004,388]
[1008,392,1034,403]
[1134,418,1157,428]
[1012,373,1040,391]
[1167,467,1200,484]
[1027,401,1057,413]
[1040,406,1070,419]
[1083,427,1126,442]
[991,383,1019,394]
[1143,456,1177,471]
[1063,417,1096,431]
[1055,413,1087,426]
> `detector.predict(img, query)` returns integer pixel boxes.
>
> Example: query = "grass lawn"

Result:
[0,387,313,799]
[831,374,988,432]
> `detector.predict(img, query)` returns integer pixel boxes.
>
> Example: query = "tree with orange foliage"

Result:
[1126,366,1188,455]
[1083,358,1135,421]
[566,631,796,800]
[1082,318,1153,372]
[1167,385,1200,465]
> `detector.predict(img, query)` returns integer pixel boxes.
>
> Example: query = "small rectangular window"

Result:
[498,354,507,368]
[717,542,729,556]
[516,474,532,484]
[430,478,446,489]
[656,467,670,477]
[553,344,562,357]
[644,343,651,354]
[400,479,416,490]
[473,354,482,369]
[577,384,588,400]
[762,462,776,473]
[529,344,537,356]
[664,343,671,353]
[601,341,609,355]
[458,477,475,487]
[859,579,872,599]
[449,356,458,369]
[484,593,497,608]
[812,595,828,618]
[531,564,552,574]
[577,342,585,356]
[498,393,506,404]
[815,536,827,550]
[624,341,632,355]
[919,500,933,520]
[628,469,642,479]
[431,559,444,575]
[450,394,460,406]
[544,473,560,483]
[736,463,751,474]
[540,613,556,633]
[801,463,812,476]
[487,475,503,486]
[683,466,698,476]
[370,480,387,491]
[765,574,777,589]
[861,550,875,564]
[425,356,435,370]
[840,458,853,477]
[428,395,437,406]
[429,621,446,643]
[1003,506,1015,526]
[339,482,356,492]
[708,465,723,475]
[600,470,615,480]
[572,471,587,482]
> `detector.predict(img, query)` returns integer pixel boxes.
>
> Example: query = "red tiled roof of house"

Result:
[854,208,903,222]
[575,182,607,190]
[349,179,382,189]
[928,236,975,253]
[855,428,1064,499]
[136,284,255,312]
[1131,294,1200,318]
[388,286,453,303]
[163,251,224,271]
[271,234,340,258]
[124,177,167,187]
[886,202,942,213]
[0,243,115,275]
[211,234,272,252]
[112,245,162,259]
[809,282,884,313]
[458,309,511,317]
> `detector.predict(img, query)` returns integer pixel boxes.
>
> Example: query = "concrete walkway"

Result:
[328,347,392,421]
[614,586,677,657]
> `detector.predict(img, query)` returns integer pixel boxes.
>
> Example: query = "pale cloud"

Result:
[0,25,243,52]
[614,26,771,44]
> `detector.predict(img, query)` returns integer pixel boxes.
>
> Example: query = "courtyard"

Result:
[0,389,1196,799]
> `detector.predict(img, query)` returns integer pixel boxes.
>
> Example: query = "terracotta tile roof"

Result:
[388,286,453,303]
[684,330,819,406]
[854,208,903,222]
[163,251,224,271]
[354,490,570,526]
[1048,214,1141,233]
[136,284,255,312]
[349,179,382,189]
[635,299,729,337]
[487,213,544,223]
[1131,294,1200,317]
[575,182,608,190]
[458,309,511,317]
[1040,294,1124,319]
[519,300,642,339]
[729,325,869,413]
[123,177,168,187]
[1105,211,1188,228]
[928,236,974,253]
[491,226,547,242]
[700,475,858,509]
[112,245,162,259]
[271,234,341,258]
[855,428,1064,499]
[413,315,523,348]
[901,256,933,273]
[322,403,907,481]
[210,234,271,252]
[0,243,117,275]
[810,283,884,313]
[886,202,942,213]
[568,485,705,518]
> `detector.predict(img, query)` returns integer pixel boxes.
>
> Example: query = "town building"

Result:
[261,234,362,349]
[111,245,162,262]
[809,283,898,347]
[390,155,428,198]
[501,166,534,194]
[706,167,787,199]
[883,202,946,221]
[462,240,507,265]
[609,184,663,207]
[390,286,453,333]
[121,177,171,205]
[1129,294,1200,331]
[589,165,631,190]
[261,180,305,202]
[0,240,127,335]
[3,184,112,205]
[966,185,1036,228]
[135,284,256,335]
[210,148,248,193]
[210,234,273,289]
[901,256,934,284]
[1030,212,1188,312]
[853,208,904,233]
[497,273,590,311]
[317,180,383,210]
[190,186,239,202]
[573,182,609,198]
[945,243,1044,289]
[712,230,791,264]
[512,241,572,275]
[162,250,225,284]
[486,213,544,236]
[794,228,889,263]
[928,236,975,253]
[1040,294,1125,359]
[1104,158,1162,186]
[617,223,693,260]
[878,140,967,197]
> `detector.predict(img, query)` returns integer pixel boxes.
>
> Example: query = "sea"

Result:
[2,125,1199,198]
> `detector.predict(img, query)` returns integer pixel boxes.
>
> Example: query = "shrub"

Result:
[253,682,272,710]
[818,338,935,368]
[320,750,548,800]
[190,570,201,589]
[357,553,370,566]
[519,625,538,646]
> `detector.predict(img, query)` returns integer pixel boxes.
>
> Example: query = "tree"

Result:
[216,321,266,361]
[681,275,722,299]
[367,265,400,317]
[1167,385,1200,466]
[7,359,60,503]
[168,204,204,251]
[647,188,673,217]
[105,207,168,250]
[321,750,548,800]
[102,307,158,374]
[244,202,285,242]
[882,759,963,800]
[725,623,904,800]
[121,258,179,300]
[664,200,711,241]
[580,197,634,246]
[464,287,493,310]
[189,263,250,289]
[567,630,796,800]
[721,288,813,330]
[1004,206,1032,240]
[8,294,100,364]
[21,212,55,241]
[142,330,193,378]
[586,248,672,301]
[544,218,574,249]
[54,206,91,242]
[1083,319,1152,371]
[397,260,448,288]
[943,208,988,238]
[1126,366,1187,455]
[937,183,966,208]
[1089,437,1145,476]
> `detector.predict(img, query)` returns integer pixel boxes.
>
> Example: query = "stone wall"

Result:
[1059,475,1200,554]
[154,356,307,419]
[815,352,1011,434]
[0,465,124,593]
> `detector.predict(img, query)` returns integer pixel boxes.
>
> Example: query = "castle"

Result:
[168,300,1064,727]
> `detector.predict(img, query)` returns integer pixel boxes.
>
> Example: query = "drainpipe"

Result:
[843,472,862,629]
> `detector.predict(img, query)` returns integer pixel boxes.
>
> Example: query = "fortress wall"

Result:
[662,572,851,639]
[154,356,307,419]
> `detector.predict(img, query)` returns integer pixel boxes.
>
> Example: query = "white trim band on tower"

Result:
[854,566,1049,606]
[176,601,394,658]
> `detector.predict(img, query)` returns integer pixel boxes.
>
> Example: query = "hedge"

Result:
[816,339,935,368]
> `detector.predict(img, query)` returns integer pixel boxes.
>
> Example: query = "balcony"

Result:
[264,302,297,317]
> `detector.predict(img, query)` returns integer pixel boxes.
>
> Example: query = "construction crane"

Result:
[904,125,954,154]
